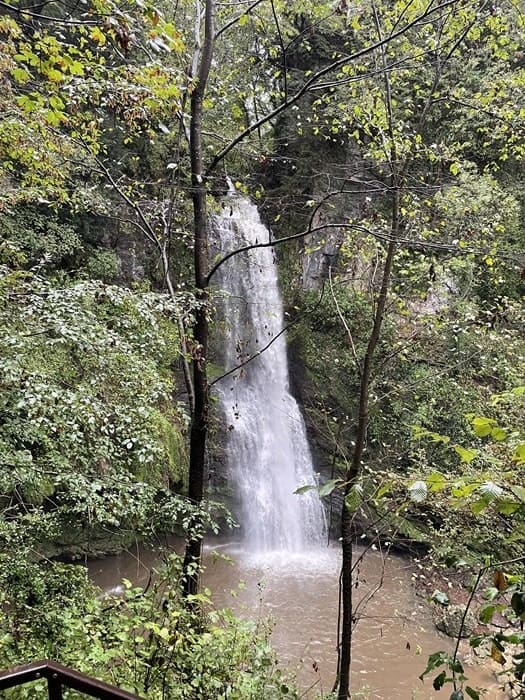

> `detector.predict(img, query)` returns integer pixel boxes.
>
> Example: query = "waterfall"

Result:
[212,192,325,552]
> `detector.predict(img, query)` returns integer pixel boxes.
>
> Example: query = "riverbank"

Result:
[412,555,514,698]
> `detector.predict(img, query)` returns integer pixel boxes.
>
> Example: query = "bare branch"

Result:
[206,0,462,174]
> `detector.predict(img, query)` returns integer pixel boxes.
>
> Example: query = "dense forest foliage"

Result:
[0,0,524,697]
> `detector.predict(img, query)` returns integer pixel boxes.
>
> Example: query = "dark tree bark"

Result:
[182,0,215,598]
[336,231,397,698]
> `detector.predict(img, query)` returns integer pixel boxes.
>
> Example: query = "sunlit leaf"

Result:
[490,427,507,441]
[471,416,495,437]
[375,482,391,499]
[496,500,521,515]
[513,444,525,465]
[511,485,525,502]
[345,486,362,513]
[478,481,503,499]
[427,471,447,492]
[453,445,478,463]
[470,499,488,514]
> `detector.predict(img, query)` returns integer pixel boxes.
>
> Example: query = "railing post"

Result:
[48,674,63,700]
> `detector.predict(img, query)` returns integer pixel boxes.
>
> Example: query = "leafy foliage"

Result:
[0,261,199,552]
[0,554,296,699]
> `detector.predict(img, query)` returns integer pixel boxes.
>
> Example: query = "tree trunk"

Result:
[182,0,215,598]
[336,208,398,698]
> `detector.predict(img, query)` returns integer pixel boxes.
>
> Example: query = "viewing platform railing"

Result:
[0,660,144,699]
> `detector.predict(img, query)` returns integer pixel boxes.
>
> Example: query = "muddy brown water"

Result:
[88,539,504,699]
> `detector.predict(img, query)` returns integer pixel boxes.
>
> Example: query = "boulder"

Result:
[435,604,476,638]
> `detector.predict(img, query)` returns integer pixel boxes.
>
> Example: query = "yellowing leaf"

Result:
[490,644,506,665]
[90,26,106,45]
[494,569,507,591]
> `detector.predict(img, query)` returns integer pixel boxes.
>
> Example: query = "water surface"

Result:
[89,540,504,699]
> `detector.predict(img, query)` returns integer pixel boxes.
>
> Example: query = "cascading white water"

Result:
[213,191,326,552]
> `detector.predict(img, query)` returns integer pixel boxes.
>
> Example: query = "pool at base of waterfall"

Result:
[88,539,506,700]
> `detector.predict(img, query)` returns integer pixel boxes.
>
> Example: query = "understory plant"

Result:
[0,551,297,699]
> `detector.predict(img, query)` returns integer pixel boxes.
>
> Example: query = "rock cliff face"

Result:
[260,137,371,293]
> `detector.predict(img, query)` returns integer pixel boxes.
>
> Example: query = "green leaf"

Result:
[49,95,65,111]
[513,444,525,465]
[471,416,495,437]
[419,651,448,680]
[511,485,525,502]
[375,482,391,499]
[433,670,446,690]
[45,109,62,126]
[465,687,480,700]
[318,479,343,497]
[294,484,315,495]
[450,660,464,674]
[408,480,428,503]
[11,67,31,83]
[451,481,479,498]
[479,604,496,623]
[157,626,170,641]
[453,445,478,463]
[496,500,521,515]
[427,471,447,492]
[345,486,362,513]
[16,94,39,113]
[469,635,484,649]
[470,499,488,514]
[490,427,507,441]
[484,587,500,601]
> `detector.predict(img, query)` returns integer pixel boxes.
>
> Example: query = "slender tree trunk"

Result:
[337,195,398,698]
[182,0,215,598]
[160,246,195,416]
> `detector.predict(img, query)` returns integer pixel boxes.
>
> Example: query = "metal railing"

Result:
[0,660,144,699]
